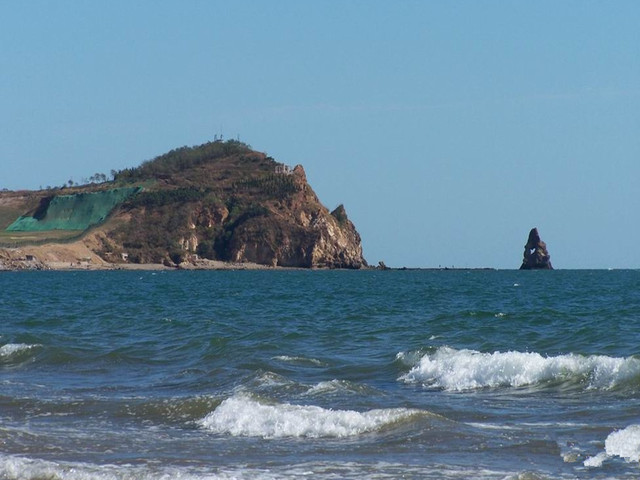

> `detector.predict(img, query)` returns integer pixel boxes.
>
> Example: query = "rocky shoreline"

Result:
[0,245,280,272]
[1,246,500,272]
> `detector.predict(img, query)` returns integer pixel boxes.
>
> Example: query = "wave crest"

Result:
[199,394,425,438]
[399,347,640,391]
[0,343,40,363]
[273,355,328,367]
[304,379,379,397]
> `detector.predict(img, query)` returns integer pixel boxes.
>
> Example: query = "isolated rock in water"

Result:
[520,228,553,270]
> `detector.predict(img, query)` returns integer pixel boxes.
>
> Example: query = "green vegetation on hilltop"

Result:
[114,140,252,182]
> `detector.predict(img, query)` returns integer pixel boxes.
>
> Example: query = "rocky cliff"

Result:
[520,227,553,270]
[0,140,367,269]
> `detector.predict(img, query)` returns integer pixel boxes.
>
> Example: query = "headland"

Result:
[0,140,366,271]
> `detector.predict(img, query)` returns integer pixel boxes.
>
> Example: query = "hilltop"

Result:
[0,140,366,270]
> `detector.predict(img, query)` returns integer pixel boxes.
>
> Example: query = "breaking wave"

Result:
[0,343,40,364]
[0,343,39,356]
[199,394,426,438]
[399,347,640,391]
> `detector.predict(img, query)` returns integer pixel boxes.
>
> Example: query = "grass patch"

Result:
[0,230,85,247]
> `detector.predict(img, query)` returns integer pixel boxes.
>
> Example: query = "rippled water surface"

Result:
[1,269,639,479]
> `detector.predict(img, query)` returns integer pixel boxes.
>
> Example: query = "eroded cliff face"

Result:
[216,166,366,268]
[225,202,365,268]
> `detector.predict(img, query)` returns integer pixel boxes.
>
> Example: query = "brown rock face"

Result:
[520,228,553,270]
[225,212,365,269]
[223,166,366,269]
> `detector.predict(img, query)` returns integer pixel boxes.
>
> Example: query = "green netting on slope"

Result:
[6,187,141,232]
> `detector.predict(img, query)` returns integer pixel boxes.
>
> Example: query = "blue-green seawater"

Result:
[1,270,640,479]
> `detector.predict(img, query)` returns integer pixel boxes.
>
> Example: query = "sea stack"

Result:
[520,227,553,270]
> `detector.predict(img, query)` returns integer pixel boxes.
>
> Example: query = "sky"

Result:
[1,1,639,269]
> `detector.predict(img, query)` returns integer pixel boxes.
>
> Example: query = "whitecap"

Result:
[399,347,640,391]
[466,422,519,431]
[199,394,425,438]
[252,371,292,388]
[585,424,640,467]
[584,452,608,468]
[606,424,640,462]
[303,379,377,397]
[237,371,298,396]
[305,379,351,395]
[0,343,40,358]
[273,355,327,367]
[395,350,426,367]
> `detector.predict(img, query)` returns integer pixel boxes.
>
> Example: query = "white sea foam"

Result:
[0,454,526,480]
[1,455,136,480]
[466,422,519,431]
[273,355,327,367]
[606,424,640,461]
[395,350,425,367]
[584,424,640,467]
[250,371,293,388]
[583,452,608,468]
[400,347,640,391]
[199,394,424,438]
[305,379,352,395]
[0,343,40,358]
[0,454,255,480]
[304,379,376,396]
[0,454,294,480]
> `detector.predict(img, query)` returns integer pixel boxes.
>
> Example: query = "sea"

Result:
[1,269,639,480]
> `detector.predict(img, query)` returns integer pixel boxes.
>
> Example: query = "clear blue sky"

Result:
[2,1,639,268]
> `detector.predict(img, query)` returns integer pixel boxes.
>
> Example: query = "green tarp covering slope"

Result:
[7,187,140,232]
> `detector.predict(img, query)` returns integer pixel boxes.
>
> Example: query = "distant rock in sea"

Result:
[520,227,553,270]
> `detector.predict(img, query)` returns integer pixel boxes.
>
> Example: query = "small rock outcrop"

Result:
[520,228,553,270]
